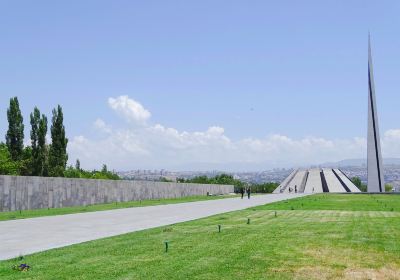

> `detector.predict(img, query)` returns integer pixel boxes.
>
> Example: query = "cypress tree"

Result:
[49,105,68,177]
[38,114,48,176]
[6,97,24,161]
[75,159,81,171]
[30,107,40,175]
[101,164,108,173]
[30,107,48,176]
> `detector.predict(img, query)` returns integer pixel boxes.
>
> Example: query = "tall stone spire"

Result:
[367,35,385,192]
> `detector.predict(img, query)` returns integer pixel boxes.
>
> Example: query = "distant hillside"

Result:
[321,158,400,167]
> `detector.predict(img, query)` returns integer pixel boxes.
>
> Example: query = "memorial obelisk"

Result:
[367,35,385,192]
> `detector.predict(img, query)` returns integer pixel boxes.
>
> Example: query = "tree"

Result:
[30,107,48,176]
[49,105,68,177]
[30,107,40,158]
[250,182,279,193]
[38,113,48,176]
[19,146,34,176]
[6,97,24,160]
[64,165,81,178]
[75,159,81,171]
[160,177,173,182]
[385,184,393,192]
[0,143,20,175]
[351,177,367,192]
[181,174,245,192]
[64,163,120,180]
[177,173,279,193]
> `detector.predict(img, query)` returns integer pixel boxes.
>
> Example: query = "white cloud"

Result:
[108,95,151,124]
[68,96,400,171]
[384,129,400,139]
[382,129,400,158]
[94,118,112,134]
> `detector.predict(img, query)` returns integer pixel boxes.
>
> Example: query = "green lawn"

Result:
[1,194,400,279]
[0,194,237,222]
[257,193,400,212]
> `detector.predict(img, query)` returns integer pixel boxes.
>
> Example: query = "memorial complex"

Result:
[273,168,361,193]
[275,37,386,194]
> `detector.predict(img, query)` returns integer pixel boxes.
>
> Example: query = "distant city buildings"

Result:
[117,165,400,190]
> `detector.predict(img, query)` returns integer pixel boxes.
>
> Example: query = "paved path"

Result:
[0,193,308,260]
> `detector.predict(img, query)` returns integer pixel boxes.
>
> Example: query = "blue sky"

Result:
[1,1,400,171]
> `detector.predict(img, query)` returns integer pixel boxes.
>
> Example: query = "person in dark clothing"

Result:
[295,185,297,193]
[240,187,245,199]
[246,187,251,199]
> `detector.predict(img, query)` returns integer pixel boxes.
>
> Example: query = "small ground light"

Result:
[164,241,169,253]
[218,225,221,233]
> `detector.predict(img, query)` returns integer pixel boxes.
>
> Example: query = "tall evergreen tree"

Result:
[38,113,48,176]
[75,159,81,171]
[30,107,48,176]
[49,105,68,177]
[30,107,40,175]
[6,97,24,161]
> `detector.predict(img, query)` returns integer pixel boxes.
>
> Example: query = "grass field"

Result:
[257,193,400,212]
[1,194,400,279]
[0,194,236,222]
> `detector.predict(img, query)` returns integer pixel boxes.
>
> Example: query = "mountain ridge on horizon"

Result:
[319,158,400,168]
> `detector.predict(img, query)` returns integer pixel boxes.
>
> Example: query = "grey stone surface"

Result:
[333,169,361,193]
[273,169,297,193]
[304,169,323,193]
[0,193,309,260]
[323,168,346,193]
[282,170,307,193]
[274,169,360,193]
[0,175,233,212]
[367,36,385,192]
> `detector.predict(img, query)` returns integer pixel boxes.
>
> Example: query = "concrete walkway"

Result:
[0,193,308,260]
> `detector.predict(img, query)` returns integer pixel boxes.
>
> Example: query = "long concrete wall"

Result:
[0,175,234,212]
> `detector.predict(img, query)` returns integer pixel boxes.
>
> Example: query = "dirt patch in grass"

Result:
[343,266,400,280]
[306,247,376,267]
[294,266,338,280]
[292,264,400,280]
[303,247,400,279]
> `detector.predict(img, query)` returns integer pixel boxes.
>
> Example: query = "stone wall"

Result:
[0,175,234,212]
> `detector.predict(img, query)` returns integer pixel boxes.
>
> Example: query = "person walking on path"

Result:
[247,187,251,199]
[240,187,245,199]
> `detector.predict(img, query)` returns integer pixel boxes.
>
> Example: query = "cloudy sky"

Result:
[1,1,400,171]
